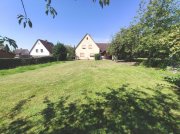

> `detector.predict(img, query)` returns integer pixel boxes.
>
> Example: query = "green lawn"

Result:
[0,60,179,133]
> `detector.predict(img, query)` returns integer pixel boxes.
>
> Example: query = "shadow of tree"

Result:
[0,95,35,134]
[0,85,179,134]
[9,95,35,119]
[40,85,179,134]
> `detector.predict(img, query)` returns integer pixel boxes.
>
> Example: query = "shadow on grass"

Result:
[0,85,179,134]
[0,95,35,134]
[9,95,35,119]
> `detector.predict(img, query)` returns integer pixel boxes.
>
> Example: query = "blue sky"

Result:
[0,0,141,50]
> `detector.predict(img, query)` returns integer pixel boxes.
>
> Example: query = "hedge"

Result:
[0,57,56,69]
[95,54,101,60]
[140,58,180,68]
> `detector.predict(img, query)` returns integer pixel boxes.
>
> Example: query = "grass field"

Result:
[0,60,179,133]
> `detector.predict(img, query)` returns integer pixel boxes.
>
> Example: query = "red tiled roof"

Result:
[96,43,109,52]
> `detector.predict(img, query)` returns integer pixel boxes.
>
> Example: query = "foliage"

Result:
[109,0,180,67]
[0,36,18,52]
[65,45,75,60]
[45,0,57,18]
[17,14,32,28]
[17,0,32,28]
[141,58,173,68]
[95,53,101,60]
[165,74,180,88]
[17,0,110,28]
[0,57,56,69]
[93,0,110,8]
[53,42,67,61]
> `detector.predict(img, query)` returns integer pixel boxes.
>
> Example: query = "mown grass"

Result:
[0,60,179,133]
[0,61,63,76]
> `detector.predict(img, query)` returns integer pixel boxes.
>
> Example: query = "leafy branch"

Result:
[93,0,110,8]
[17,0,32,28]
[45,0,57,18]
[17,0,110,28]
[0,36,18,52]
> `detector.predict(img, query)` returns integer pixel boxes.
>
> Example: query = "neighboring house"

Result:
[30,39,54,57]
[0,49,15,58]
[75,34,111,60]
[14,48,30,58]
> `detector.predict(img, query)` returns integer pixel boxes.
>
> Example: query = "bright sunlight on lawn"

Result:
[0,60,179,133]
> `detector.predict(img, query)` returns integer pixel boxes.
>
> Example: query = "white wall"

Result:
[30,40,50,57]
[75,34,100,60]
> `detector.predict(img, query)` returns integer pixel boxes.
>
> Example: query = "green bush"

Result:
[53,43,67,61]
[164,74,180,88]
[0,57,56,69]
[141,58,179,68]
[95,54,101,60]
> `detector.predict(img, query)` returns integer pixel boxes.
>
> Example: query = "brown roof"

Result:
[14,49,29,55]
[0,49,15,58]
[96,43,109,53]
[30,39,54,54]
[39,39,54,53]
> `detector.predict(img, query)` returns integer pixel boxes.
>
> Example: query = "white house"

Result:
[30,39,54,57]
[75,34,110,60]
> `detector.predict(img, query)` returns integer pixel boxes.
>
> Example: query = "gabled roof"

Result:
[14,49,29,55]
[76,34,109,52]
[76,33,99,49]
[30,39,54,54]
[96,43,109,53]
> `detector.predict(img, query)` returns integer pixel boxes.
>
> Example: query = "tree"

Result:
[108,0,179,66]
[138,0,179,59]
[65,45,75,60]
[53,43,67,61]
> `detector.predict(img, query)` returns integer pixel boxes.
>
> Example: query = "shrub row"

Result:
[140,58,180,68]
[0,57,56,69]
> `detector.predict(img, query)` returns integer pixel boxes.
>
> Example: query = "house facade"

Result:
[30,39,54,57]
[75,34,110,60]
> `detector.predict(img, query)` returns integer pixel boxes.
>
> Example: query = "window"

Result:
[80,53,85,57]
[82,45,86,49]
[41,49,43,53]
[86,37,88,40]
[88,45,92,49]
[90,53,95,57]
[36,49,38,53]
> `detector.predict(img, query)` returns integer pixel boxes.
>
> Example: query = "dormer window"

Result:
[82,45,86,49]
